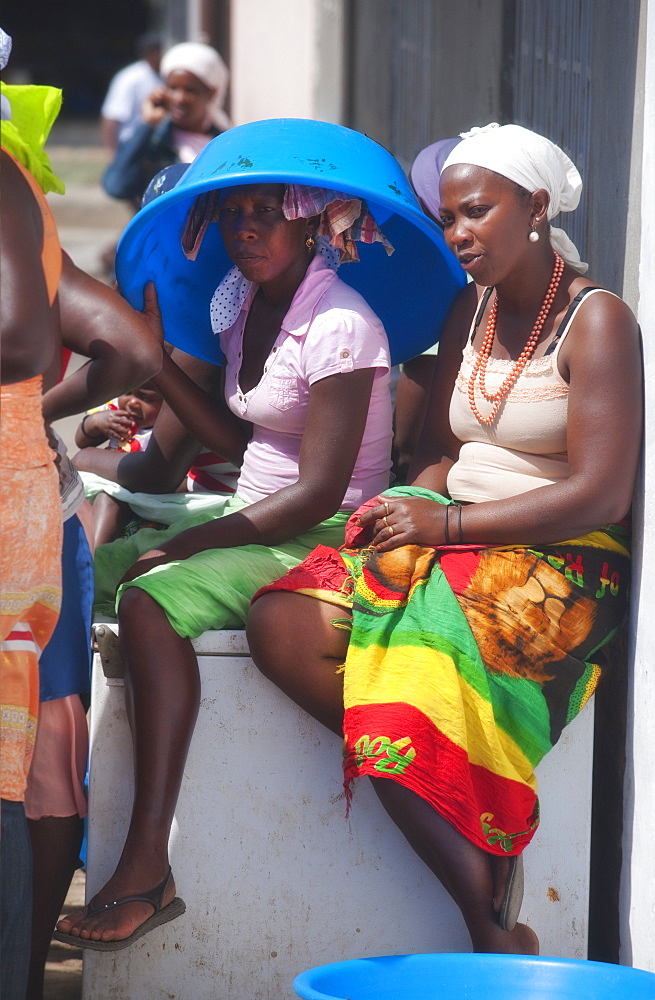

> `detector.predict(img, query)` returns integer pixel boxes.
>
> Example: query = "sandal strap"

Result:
[86,865,172,918]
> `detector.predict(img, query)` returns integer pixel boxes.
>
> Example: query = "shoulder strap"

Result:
[544,286,598,356]
[468,286,494,344]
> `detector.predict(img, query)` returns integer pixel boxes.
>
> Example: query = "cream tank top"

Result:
[447,286,612,503]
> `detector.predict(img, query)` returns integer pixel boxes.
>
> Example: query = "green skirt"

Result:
[95,494,350,638]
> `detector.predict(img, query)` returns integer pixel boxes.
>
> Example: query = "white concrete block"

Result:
[83,628,593,1000]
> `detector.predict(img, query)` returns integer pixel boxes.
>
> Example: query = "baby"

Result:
[75,382,164,546]
[75,382,163,453]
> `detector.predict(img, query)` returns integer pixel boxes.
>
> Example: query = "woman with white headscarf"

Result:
[247,122,642,955]
[103,41,232,204]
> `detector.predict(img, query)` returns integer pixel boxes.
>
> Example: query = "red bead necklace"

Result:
[468,251,565,424]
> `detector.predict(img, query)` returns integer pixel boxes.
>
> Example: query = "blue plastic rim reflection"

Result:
[115,118,466,366]
[292,953,655,1000]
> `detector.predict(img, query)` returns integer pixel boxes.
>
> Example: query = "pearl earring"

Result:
[528,227,540,243]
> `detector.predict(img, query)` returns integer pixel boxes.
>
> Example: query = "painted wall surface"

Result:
[229,0,345,126]
[621,0,655,973]
[83,631,594,999]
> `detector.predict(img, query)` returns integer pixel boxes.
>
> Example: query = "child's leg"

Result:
[92,492,131,547]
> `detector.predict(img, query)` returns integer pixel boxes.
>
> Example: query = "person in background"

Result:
[100,31,162,153]
[1,35,162,996]
[23,433,93,1000]
[392,137,463,483]
[102,41,231,206]
[1,35,63,999]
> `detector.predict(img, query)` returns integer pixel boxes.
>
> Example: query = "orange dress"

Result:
[0,151,63,801]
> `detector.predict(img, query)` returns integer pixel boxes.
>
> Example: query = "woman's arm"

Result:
[42,253,162,421]
[408,283,478,492]
[0,150,59,384]
[121,366,378,579]
[73,349,225,493]
[151,350,251,466]
[367,289,643,551]
[457,290,642,542]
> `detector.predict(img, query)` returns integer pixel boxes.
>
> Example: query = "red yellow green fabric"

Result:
[256,486,630,855]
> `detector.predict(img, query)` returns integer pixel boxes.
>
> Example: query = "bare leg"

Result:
[92,493,131,548]
[247,592,538,955]
[370,779,537,953]
[26,815,83,1000]
[56,587,199,944]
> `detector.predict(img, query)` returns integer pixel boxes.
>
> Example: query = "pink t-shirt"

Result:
[220,256,392,509]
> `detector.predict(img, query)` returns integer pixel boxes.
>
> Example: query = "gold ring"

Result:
[384,502,390,516]
[382,515,389,527]
[388,524,394,536]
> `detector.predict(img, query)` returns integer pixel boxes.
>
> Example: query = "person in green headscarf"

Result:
[1,30,162,999]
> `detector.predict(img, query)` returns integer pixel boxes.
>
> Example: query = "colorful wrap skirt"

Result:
[254,486,631,856]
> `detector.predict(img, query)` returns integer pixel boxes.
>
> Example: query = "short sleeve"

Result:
[101,71,133,121]
[300,282,390,386]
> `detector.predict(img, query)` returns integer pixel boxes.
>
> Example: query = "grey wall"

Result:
[586,1,641,295]
[345,0,510,169]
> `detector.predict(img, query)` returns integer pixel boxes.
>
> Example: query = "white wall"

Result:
[621,0,655,972]
[229,0,345,126]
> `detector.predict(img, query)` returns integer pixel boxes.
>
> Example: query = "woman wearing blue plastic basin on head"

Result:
[56,120,463,952]
[248,123,642,956]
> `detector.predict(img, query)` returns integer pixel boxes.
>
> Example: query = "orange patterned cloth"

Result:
[1,149,63,801]
[1,377,62,800]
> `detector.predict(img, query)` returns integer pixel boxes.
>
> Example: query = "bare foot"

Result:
[56,862,176,946]
[474,920,540,955]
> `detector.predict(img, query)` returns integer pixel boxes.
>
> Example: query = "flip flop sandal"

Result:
[93,624,124,679]
[499,853,524,931]
[54,866,186,952]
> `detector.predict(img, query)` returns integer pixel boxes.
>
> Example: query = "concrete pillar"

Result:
[228,0,345,126]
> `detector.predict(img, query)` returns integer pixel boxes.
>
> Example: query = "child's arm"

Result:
[74,407,134,449]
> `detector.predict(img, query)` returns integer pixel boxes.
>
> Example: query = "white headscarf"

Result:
[160,42,232,133]
[443,122,588,273]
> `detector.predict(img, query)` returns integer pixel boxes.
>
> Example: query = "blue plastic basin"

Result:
[293,953,655,1000]
[115,118,466,366]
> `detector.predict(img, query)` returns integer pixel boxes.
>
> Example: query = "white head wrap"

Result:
[443,122,588,273]
[0,27,11,70]
[160,42,232,133]
[0,28,12,120]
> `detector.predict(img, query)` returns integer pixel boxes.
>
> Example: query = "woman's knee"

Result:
[247,592,350,678]
[247,593,292,675]
[117,585,165,629]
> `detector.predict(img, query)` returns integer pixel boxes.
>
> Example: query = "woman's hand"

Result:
[118,522,216,585]
[119,546,174,585]
[141,86,169,126]
[358,497,449,551]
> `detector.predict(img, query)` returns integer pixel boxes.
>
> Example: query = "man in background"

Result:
[100,31,162,152]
